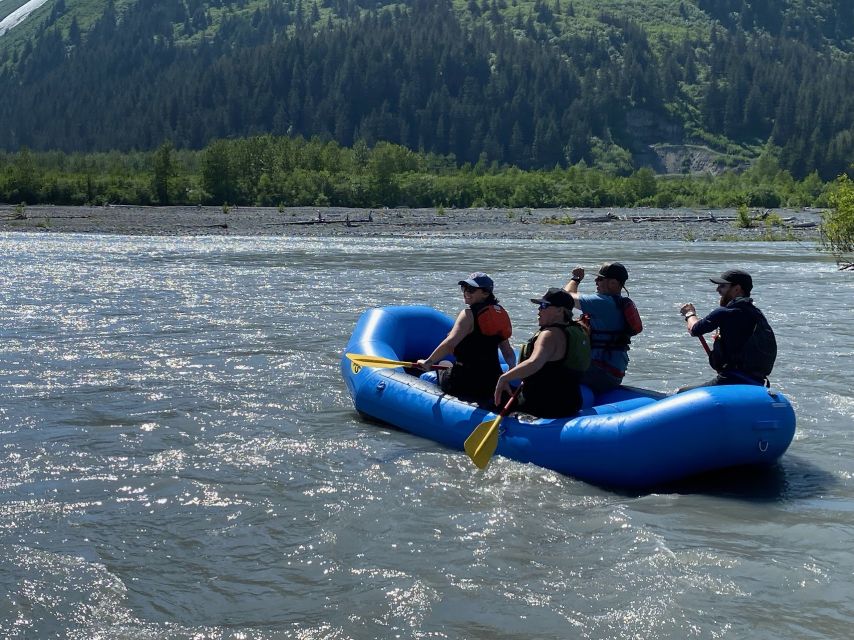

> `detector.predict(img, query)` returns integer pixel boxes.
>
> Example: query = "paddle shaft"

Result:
[698,334,766,385]
[346,353,450,370]
[467,384,523,463]
[497,383,523,417]
[684,310,711,355]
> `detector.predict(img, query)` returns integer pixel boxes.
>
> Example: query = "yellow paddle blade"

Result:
[464,416,502,470]
[345,353,414,369]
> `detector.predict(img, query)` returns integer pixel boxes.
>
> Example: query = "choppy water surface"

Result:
[0,233,852,639]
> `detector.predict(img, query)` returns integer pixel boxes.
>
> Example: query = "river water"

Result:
[0,233,852,639]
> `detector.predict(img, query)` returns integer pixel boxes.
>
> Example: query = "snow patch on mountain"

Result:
[0,0,51,37]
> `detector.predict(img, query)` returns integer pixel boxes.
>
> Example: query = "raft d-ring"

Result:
[376,381,386,393]
[758,440,769,452]
[350,362,362,374]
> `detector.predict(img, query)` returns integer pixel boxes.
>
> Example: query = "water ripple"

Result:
[1,234,852,638]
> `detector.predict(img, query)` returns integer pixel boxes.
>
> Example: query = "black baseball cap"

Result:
[530,287,574,310]
[597,262,629,284]
[710,269,753,293]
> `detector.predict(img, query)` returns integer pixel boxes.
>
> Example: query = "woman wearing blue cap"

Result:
[418,272,516,402]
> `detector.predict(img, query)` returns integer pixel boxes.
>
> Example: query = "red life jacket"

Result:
[453,301,512,366]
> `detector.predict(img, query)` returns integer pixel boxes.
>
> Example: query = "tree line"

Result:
[0,135,837,210]
[697,0,854,48]
[1,0,854,180]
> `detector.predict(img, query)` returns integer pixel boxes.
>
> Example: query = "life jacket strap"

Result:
[591,359,625,378]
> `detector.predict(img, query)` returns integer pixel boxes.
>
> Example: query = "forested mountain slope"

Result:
[1,0,853,178]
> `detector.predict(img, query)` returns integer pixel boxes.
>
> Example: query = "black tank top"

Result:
[439,302,505,399]
[519,325,582,418]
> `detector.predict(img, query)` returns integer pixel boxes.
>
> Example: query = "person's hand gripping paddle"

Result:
[464,385,522,470]
[345,353,449,370]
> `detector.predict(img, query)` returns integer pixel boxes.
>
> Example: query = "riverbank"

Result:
[0,204,823,241]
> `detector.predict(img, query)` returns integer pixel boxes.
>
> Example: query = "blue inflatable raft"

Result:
[341,306,796,488]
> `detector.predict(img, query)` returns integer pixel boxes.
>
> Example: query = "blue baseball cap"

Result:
[458,272,494,291]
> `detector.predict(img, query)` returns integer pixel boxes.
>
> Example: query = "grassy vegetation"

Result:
[1,0,129,64]
[451,0,713,47]
[542,214,576,225]
[0,0,273,65]
[0,0,715,72]
[0,0,33,22]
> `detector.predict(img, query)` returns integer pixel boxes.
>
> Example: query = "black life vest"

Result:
[709,298,777,379]
[453,300,512,369]
[440,300,512,399]
[517,322,590,418]
[588,295,643,352]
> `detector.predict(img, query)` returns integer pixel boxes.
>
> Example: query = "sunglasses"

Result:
[594,275,606,282]
[460,284,479,293]
[537,301,552,310]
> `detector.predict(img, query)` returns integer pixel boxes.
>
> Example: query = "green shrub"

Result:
[764,213,784,227]
[542,215,576,225]
[820,175,854,268]
[735,204,752,228]
[747,187,781,208]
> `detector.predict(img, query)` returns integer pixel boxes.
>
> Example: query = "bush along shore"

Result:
[0,137,838,212]
[0,204,823,242]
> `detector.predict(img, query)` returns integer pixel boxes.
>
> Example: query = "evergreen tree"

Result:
[201,140,234,204]
[152,140,175,204]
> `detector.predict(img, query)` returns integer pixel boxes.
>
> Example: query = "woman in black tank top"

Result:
[418,272,516,402]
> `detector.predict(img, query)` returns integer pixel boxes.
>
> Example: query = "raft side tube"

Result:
[554,386,796,486]
[344,306,452,364]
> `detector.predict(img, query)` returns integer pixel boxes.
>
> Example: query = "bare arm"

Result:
[562,265,584,303]
[494,329,561,404]
[498,338,517,369]
[418,309,473,369]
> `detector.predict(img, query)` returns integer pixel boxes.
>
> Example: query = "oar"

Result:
[345,353,449,370]
[464,385,523,470]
